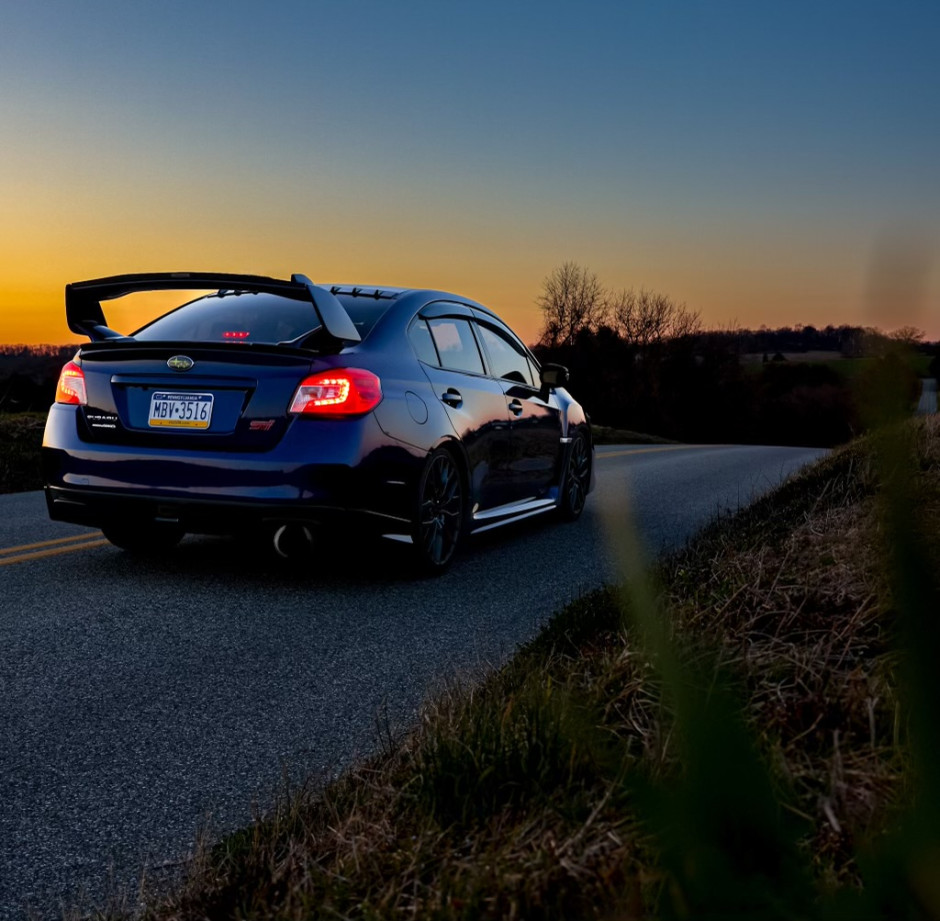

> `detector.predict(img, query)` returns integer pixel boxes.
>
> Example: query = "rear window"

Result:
[409,318,440,365]
[134,291,389,344]
[427,318,485,375]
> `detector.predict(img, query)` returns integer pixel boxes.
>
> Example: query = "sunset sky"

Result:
[1,1,938,345]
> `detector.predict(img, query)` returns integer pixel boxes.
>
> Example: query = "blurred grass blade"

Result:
[603,487,812,918]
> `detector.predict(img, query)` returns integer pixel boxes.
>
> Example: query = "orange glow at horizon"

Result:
[2,271,938,348]
[1,233,937,346]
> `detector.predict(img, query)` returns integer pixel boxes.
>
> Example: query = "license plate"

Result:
[148,392,214,429]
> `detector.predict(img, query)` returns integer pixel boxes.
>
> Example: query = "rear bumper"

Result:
[44,484,410,535]
[42,405,421,535]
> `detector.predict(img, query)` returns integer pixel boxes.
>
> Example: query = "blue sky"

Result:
[1,0,937,342]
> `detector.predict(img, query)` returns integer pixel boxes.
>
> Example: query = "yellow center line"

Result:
[597,444,703,459]
[0,532,104,557]
[0,538,110,568]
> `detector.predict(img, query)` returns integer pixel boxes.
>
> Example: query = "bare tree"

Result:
[537,262,608,348]
[609,287,700,347]
[888,325,926,346]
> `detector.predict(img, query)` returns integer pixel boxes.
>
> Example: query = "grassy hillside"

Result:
[743,351,932,382]
[101,417,939,920]
[0,413,45,493]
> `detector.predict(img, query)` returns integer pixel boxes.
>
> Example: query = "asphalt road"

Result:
[0,443,826,918]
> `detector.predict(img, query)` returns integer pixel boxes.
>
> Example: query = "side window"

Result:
[476,324,535,386]
[527,357,542,387]
[427,318,485,375]
[408,318,440,365]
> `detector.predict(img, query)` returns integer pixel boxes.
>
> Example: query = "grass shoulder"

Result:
[124,418,939,920]
[0,412,46,494]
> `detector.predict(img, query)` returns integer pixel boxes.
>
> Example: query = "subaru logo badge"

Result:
[167,355,194,372]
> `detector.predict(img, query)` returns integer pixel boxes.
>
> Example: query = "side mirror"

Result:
[540,363,570,390]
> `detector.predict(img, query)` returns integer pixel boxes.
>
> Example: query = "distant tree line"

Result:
[533,263,933,447]
[700,322,928,359]
[0,345,76,412]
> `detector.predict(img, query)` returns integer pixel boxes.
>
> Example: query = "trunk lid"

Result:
[75,342,318,451]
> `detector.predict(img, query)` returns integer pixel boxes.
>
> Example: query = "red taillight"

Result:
[289,368,382,416]
[222,331,250,339]
[55,361,87,405]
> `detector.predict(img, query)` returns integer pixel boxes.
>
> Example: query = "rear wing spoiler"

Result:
[65,272,361,344]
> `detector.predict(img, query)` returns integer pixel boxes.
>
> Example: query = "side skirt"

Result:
[470,497,558,534]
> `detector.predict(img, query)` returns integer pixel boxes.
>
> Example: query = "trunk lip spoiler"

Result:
[65,271,361,345]
[74,338,324,361]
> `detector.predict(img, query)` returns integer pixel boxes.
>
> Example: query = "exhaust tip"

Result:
[273,524,314,560]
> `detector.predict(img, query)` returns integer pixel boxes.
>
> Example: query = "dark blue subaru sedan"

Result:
[42,273,593,572]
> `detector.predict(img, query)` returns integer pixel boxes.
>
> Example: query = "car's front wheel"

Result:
[559,431,590,521]
[101,521,184,554]
[413,447,464,574]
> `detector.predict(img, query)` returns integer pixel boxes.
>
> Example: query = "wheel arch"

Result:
[427,434,472,514]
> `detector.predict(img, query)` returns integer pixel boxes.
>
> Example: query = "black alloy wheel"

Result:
[414,447,464,573]
[101,521,185,554]
[560,431,590,520]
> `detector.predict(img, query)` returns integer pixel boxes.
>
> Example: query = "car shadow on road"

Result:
[92,510,585,589]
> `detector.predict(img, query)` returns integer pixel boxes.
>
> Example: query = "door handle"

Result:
[508,399,524,416]
[441,388,463,408]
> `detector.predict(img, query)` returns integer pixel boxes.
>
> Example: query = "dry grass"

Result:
[0,412,45,493]
[87,419,940,919]
[664,486,899,882]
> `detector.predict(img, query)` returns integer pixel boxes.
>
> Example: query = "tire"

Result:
[412,447,465,574]
[559,431,590,521]
[101,521,184,554]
